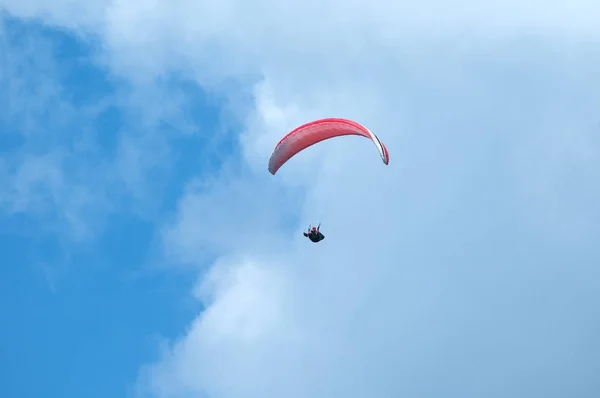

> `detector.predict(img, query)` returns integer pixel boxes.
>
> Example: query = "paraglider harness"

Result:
[303,223,325,243]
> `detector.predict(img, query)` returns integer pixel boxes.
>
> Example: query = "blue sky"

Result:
[0,14,236,397]
[1,3,600,398]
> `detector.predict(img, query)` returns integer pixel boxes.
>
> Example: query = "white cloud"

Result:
[2,1,600,397]
[143,43,600,396]
[140,10,600,398]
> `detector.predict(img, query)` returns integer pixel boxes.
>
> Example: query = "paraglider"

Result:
[303,224,324,243]
[268,118,389,242]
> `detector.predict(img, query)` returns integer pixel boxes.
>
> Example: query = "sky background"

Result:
[1,1,600,398]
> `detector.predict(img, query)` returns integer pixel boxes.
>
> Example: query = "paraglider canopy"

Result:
[268,118,389,175]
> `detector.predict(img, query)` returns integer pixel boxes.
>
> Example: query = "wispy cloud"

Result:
[0,13,230,240]
[0,18,109,241]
